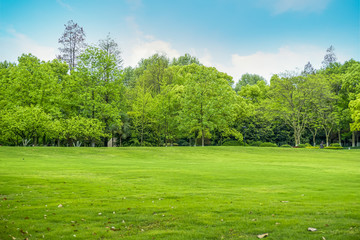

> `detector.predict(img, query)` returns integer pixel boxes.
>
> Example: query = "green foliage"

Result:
[235,73,266,92]
[0,106,51,146]
[330,143,341,147]
[280,144,292,148]
[0,49,359,147]
[349,94,360,131]
[297,144,306,148]
[171,53,201,66]
[259,142,277,147]
[324,146,344,150]
[178,64,239,146]
[222,140,243,146]
[248,140,262,146]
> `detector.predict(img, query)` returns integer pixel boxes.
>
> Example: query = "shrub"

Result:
[222,140,243,146]
[280,144,292,148]
[324,146,343,150]
[305,146,318,149]
[330,143,341,147]
[250,141,262,147]
[259,142,277,147]
[177,140,189,146]
[297,144,306,148]
[305,143,312,147]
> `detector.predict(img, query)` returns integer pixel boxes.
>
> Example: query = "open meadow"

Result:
[0,147,359,239]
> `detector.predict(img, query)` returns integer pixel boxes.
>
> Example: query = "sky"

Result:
[0,0,359,82]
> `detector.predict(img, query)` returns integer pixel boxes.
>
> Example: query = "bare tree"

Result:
[58,20,86,71]
[98,33,123,69]
[303,61,316,75]
[322,45,337,69]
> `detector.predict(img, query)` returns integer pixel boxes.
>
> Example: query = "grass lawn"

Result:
[0,146,359,239]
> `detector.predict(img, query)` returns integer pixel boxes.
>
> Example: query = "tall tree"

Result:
[349,94,360,132]
[76,46,124,146]
[322,45,337,69]
[58,20,86,71]
[269,73,331,146]
[179,64,240,146]
[98,33,123,69]
[303,61,316,75]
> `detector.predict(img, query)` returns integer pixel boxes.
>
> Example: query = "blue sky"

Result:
[0,0,359,81]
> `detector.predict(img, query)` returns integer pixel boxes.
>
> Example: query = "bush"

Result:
[280,144,292,148]
[324,146,343,150]
[305,143,312,147]
[249,141,262,147]
[222,140,243,146]
[164,143,179,147]
[177,140,189,146]
[259,142,277,147]
[330,143,341,147]
[297,144,306,148]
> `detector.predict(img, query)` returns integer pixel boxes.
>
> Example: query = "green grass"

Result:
[0,147,359,240]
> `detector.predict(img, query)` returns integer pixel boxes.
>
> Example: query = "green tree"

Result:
[76,46,124,146]
[1,106,51,146]
[235,73,266,92]
[179,64,240,146]
[127,75,156,146]
[349,94,360,131]
[269,73,329,146]
[171,53,201,66]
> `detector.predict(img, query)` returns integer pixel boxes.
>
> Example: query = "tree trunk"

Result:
[294,127,300,146]
[338,130,341,146]
[34,135,38,146]
[202,129,205,147]
[104,136,108,147]
[325,134,329,147]
[352,131,355,147]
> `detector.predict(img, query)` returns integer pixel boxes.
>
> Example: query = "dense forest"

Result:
[1,21,359,147]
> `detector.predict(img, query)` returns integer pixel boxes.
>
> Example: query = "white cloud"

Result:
[122,16,180,66]
[0,29,56,62]
[259,0,331,14]
[210,45,336,83]
[126,39,180,66]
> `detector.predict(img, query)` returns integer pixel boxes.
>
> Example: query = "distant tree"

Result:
[1,106,51,146]
[123,66,136,88]
[171,53,201,66]
[179,64,240,146]
[235,73,266,92]
[349,94,360,132]
[303,61,316,75]
[76,46,124,147]
[58,20,86,71]
[135,54,169,94]
[322,45,337,69]
[98,33,123,69]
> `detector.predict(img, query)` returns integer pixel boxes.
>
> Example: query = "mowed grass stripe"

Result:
[0,147,359,239]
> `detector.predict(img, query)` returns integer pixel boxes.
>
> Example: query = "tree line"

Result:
[0,20,359,147]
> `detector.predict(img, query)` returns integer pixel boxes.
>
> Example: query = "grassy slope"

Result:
[0,147,359,240]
